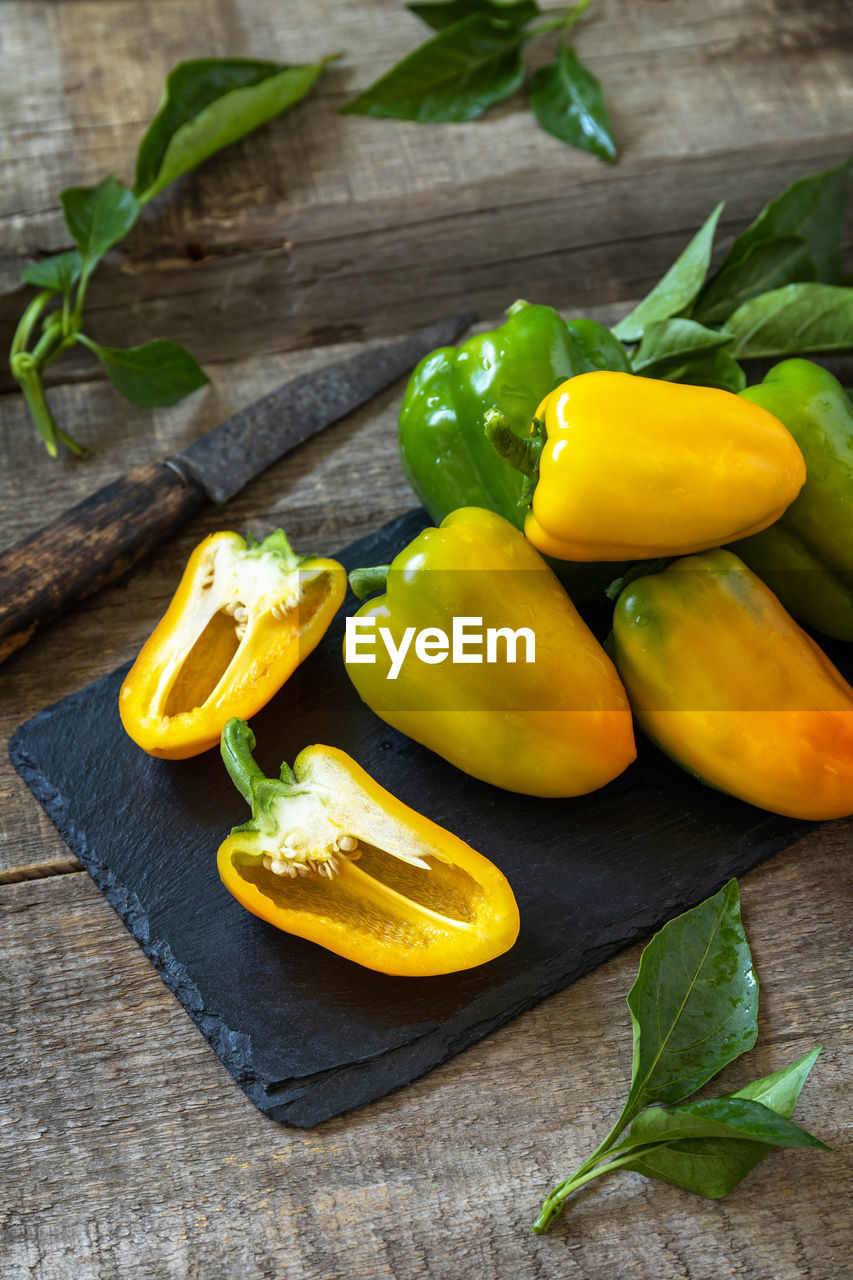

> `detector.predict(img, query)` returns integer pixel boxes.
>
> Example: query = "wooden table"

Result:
[1,3,851,1276]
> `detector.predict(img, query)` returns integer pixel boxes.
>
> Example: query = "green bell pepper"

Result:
[398,300,631,601]
[730,359,853,640]
[399,299,631,526]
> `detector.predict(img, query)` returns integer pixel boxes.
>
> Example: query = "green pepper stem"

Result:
[605,558,673,602]
[506,298,531,318]
[484,408,544,481]
[349,565,390,600]
[221,718,269,807]
[245,528,309,569]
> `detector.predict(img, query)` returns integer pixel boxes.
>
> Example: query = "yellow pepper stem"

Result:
[221,718,268,805]
[349,565,390,600]
[484,407,544,479]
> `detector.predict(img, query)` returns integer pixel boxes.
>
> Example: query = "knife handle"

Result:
[0,460,206,664]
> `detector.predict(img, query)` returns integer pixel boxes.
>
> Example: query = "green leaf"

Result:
[533,880,761,1235]
[408,0,539,31]
[60,175,139,270]
[693,235,815,325]
[631,317,731,374]
[622,1096,828,1151]
[79,336,210,407]
[613,203,724,342]
[696,159,852,318]
[728,1047,822,1116]
[621,879,758,1118]
[528,44,616,162]
[134,56,333,202]
[648,345,746,393]
[340,13,525,122]
[620,1049,825,1198]
[21,249,83,293]
[725,283,853,358]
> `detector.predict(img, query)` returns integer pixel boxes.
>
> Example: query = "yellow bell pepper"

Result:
[217,719,520,976]
[120,529,346,759]
[486,370,806,561]
[612,549,853,820]
[344,507,636,798]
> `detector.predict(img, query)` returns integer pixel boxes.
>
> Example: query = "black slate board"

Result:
[10,509,823,1127]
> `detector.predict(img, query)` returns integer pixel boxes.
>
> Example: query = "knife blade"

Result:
[0,312,472,664]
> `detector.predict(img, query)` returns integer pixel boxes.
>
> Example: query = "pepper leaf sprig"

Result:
[533,880,829,1232]
[341,0,617,163]
[11,55,336,459]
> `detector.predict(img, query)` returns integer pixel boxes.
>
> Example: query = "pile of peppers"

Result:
[119,299,853,976]
[396,302,853,820]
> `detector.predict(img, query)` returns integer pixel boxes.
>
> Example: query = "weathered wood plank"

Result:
[2,5,852,1274]
[0,836,849,1280]
[1,0,851,384]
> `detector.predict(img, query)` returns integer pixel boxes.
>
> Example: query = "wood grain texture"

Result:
[1,0,851,386]
[0,836,850,1280]
[1,2,852,1276]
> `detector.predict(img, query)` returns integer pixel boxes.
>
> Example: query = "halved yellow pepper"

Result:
[487,370,806,561]
[120,529,345,759]
[217,719,520,976]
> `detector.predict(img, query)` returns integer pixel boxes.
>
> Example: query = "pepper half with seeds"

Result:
[217,719,520,976]
[119,529,346,759]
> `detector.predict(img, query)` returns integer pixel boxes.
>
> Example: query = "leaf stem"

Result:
[10,353,88,458]
[531,1098,640,1233]
[30,316,64,366]
[526,0,594,39]
[72,258,93,326]
[562,0,594,35]
[40,335,78,371]
[10,290,53,360]
[10,354,58,457]
[52,421,92,458]
[532,1143,664,1233]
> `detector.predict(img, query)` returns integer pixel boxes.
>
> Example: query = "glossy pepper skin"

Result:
[120,529,346,759]
[730,359,853,640]
[344,507,636,798]
[217,719,520,976]
[612,550,853,820]
[490,369,806,561]
[399,300,631,525]
[398,299,633,600]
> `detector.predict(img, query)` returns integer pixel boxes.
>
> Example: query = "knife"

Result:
[0,312,472,664]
